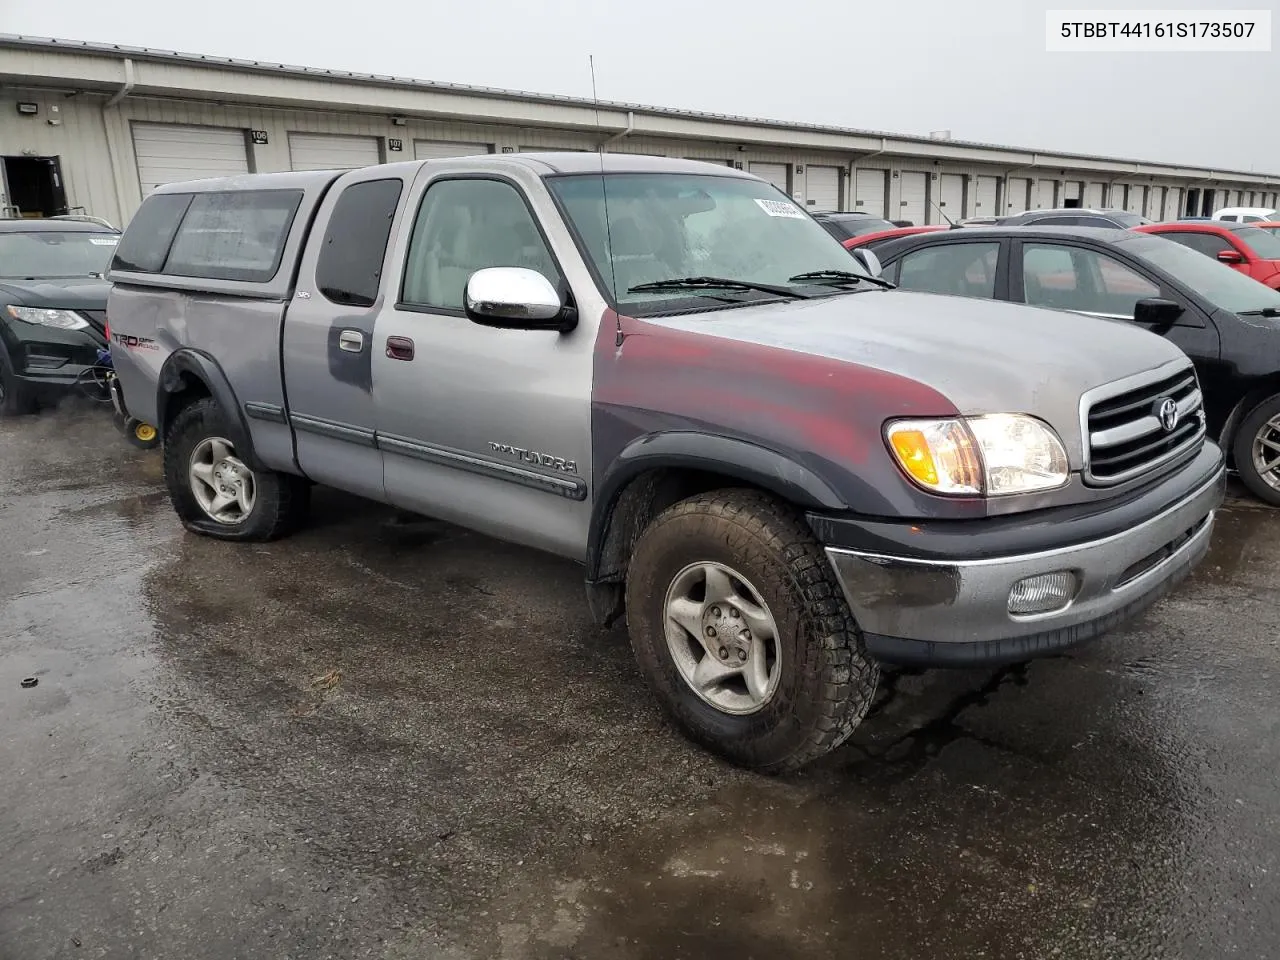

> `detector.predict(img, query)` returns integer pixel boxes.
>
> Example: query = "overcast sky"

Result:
[2,0,1276,172]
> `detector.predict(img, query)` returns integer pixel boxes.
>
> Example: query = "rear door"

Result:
[281,169,410,501]
[1157,230,1249,275]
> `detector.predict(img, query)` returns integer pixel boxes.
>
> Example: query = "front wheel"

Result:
[1232,394,1280,506]
[0,351,37,418]
[163,397,310,540]
[625,489,879,773]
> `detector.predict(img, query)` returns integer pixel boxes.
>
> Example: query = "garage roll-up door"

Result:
[938,174,963,221]
[749,162,789,194]
[854,169,887,217]
[414,140,491,160]
[288,133,380,171]
[1085,182,1105,208]
[1005,177,1030,214]
[1147,186,1166,220]
[804,166,840,210]
[132,123,250,197]
[898,172,927,226]
[1125,184,1146,215]
[973,176,998,216]
[1035,179,1056,209]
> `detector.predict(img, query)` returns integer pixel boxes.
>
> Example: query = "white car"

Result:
[1212,207,1280,223]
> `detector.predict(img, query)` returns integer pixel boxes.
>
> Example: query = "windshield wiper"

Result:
[627,276,807,299]
[1239,306,1280,318]
[788,268,896,290]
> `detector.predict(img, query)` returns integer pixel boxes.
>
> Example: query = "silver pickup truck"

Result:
[106,154,1225,772]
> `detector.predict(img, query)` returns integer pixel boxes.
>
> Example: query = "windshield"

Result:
[546,173,871,313]
[1123,233,1280,314]
[1235,226,1280,259]
[0,230,119,279]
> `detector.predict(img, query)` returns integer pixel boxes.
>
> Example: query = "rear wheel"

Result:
[625,488,878,773]
[1232,394,1280,506]
[163,397,310,540]
[0,352,36,417]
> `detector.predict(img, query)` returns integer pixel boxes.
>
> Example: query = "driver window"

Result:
[1021,243,1158,317]
[401,178,560,311]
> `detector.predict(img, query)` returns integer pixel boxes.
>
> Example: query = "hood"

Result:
[0,277,110,310]
[648,289,1190,460]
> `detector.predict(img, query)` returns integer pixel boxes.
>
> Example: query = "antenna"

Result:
[589,55,621,334]
[930,197,958,229]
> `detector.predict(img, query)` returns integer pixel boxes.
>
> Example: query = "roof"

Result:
[0,218,118,233]
[2,33,1277,183]
[879,225,1136,242]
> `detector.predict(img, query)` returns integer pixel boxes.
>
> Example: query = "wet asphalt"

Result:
[2,402,1278,960]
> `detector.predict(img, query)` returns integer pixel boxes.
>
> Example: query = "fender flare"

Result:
[156,348,262,470]
[585,431,847,580]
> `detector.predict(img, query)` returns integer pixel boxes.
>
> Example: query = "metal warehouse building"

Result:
[1,34,1278,230]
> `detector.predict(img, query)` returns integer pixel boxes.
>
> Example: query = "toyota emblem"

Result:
[1157,397,1179,432]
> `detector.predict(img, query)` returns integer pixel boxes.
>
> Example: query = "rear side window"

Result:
[317,179,404,307]
[896,242,1000,298]
[111,193,193,272]
[164,190,304,283]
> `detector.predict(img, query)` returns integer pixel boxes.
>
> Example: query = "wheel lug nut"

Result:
[730,608,739,618]
[737,649,748,662]
[705,626,716,638]
[739,629,751,642]
[710,606,721,618]
[718,647,728,660]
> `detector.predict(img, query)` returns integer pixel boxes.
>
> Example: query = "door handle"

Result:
[386,336,415,361]
[339,329,364,353]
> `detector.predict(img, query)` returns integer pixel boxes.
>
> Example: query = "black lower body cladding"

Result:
[810,443,1226,668]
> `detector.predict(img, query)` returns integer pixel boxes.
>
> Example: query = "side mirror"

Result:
[463,267,576,332]
[850,247,882,277]
[1133,297,1184,327]
[1217,249,1245,264]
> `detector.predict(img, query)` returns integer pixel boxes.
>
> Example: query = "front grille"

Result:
[1083,363,1205,486]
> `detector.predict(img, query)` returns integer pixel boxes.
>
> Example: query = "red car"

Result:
[1135,221,1280,290]
[842,224,950,251]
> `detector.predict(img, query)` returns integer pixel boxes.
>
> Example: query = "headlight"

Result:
[6,305,89,330]
[886,414,1070,496]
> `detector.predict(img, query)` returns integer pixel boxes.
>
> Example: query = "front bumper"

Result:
[1,319,105,402]
[821,448,1225,667]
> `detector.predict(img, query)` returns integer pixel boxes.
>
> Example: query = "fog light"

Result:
[1007,571,1078,615]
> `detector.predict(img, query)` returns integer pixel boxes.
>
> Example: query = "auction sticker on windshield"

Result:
[754,198,806,219]
[89,237,119,245]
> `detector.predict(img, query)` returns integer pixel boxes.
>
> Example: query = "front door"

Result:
[371,166,600,560]
[282,171,410,502]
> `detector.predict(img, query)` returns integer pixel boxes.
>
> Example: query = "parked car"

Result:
[842,224,950,251]
[1213,207,1280,223]
[997,208,1153,229]
[810,211,901,243]
[0,219,118,416]
[106,156,1223,771]
[1249,221,1280,233]
[870,224,1280,503]
[959,216,1001,227]
[1135,220,1280,290]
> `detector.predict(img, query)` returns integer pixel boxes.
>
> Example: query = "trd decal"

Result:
[489,442,579,474]
[112,332,160,351]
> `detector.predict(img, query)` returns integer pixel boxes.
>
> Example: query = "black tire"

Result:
[625,488,879,774]
[1232,393,1280,506]
[163,397,310,541]
[0,351,37,417]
